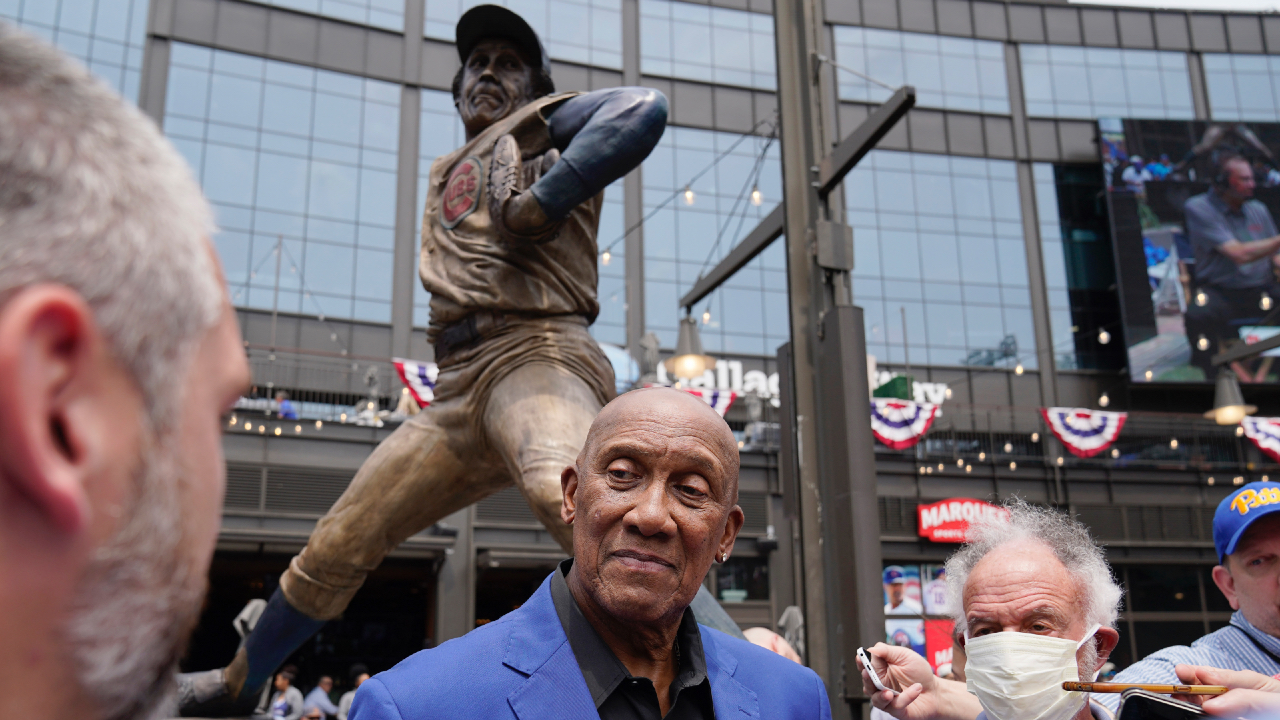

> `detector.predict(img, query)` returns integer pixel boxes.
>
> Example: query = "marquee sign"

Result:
[917,498,1010,543]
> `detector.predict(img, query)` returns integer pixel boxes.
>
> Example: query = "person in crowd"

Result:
[743,626,802,663]
[337,666,369,720]
[1122,155,1153,194]
[276,391,298,420]
[1148,154,1173,181]
[270,666,304,720]
[884,566,924,615]
[304,709,324,720]
[1174,664,1280,719]
[923,566,949,614]
[859,499,1121,720]
[0,22,250,720]
[350,387,832,719]
[1183,154,1280,377]
[303,675,338,718]
[1090,480,1280,713]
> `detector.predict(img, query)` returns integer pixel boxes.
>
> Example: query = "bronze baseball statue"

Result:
[180,6,744,713]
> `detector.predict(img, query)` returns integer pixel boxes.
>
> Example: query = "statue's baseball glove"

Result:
[489,133,564,244]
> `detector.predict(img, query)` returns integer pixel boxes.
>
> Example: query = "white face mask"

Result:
[964,625,1100,720]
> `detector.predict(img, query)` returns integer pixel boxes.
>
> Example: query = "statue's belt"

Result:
[433,311,584,361]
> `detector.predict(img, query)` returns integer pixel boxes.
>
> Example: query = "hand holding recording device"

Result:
[857,647,896,695]
[1116,689,1209,720]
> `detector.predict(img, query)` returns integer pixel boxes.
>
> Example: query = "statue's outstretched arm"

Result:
[529,87,669,220]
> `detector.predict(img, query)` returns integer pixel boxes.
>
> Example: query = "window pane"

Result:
[1020,45,1193,120]
[640,0,774,91]
[1127,565,1202,612]
[426,0,622,70]
[1,0,150,101]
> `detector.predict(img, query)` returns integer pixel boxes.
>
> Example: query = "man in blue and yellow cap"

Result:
[1093,480,1280,714]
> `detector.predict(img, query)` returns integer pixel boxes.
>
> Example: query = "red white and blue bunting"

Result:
[870,399,940,450]
[1241,416,1280,463]
[393,358,438,407]
[1040,407,1128,458]
[684,388,739,417]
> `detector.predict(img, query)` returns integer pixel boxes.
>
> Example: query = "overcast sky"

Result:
[1069,0,1280,11]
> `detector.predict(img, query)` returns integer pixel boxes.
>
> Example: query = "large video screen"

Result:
[1100,118,1280,384]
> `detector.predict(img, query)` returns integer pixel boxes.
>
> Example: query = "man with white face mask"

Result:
[859,499,1123,720]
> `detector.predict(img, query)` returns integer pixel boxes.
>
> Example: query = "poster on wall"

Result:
[882,564,923,616]
[886,618,926,658]
[924,619,956,675]
[921,564,951,615]
[1099,117,1280,384]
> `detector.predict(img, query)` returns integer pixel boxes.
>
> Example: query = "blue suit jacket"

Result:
[350,574,832,720]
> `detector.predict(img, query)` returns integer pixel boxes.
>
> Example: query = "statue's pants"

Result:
[280,315,615,620]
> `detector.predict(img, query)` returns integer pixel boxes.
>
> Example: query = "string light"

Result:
[340,413,348,422]
[978,451,986,461]
[1263,293,1273,311]
[1195,290,1208,307]
[601,250,611,266]
[683,185,695,205]
[750,185,763,206]
[965,465,972,473]
[1111,447,1120,458]
[1197,335,1210,351]
[229,415,238,427]
[258,425,265,434]
[919,466,926,475]
[274,426,282,436]
[1009,461,1017,470]
[1234,476,1245,485]
[295,425,302,433]
[944,387,952,399]
[1056,456,1064,466]
[1099,392,1110,407]
[244,420,252,430]
[937,462,944,471]
[1237,426,1246,437]
[315,420,323,429]
[1003,442,1013,453]
[1207,476,1216,486]
[702,310,711,324]
[1030,432,1039,443]
[1014,362,1024,375]
[1145,369,1153,380]
[956,458,964,467]
[1097,329,1111,345]
[1170,438,1179,449]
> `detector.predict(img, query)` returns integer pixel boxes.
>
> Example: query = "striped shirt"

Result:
[1093,611,1280,713]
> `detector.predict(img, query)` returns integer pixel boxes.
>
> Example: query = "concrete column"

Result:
[1005,42,1058,405]
[1188,52,1211,121]
[137,0,174,125]
[622,0,646,358]
[391,0,426,359]
[433,506,476,642]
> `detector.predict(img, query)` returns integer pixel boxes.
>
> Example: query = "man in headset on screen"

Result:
[1183,152,1280,378]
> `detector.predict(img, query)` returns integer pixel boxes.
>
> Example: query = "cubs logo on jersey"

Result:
[441,155,483,229]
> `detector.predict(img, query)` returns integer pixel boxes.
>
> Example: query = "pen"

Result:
[1063,681,1228,695]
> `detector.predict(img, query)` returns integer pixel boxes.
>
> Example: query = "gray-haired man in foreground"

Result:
[0,24,250,720]
[860,499,1123,720]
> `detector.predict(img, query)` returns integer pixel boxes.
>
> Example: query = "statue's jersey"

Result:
[420,92,603,340]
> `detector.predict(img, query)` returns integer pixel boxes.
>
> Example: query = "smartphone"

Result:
[1117,689,1209,720]
[856,647,894,694]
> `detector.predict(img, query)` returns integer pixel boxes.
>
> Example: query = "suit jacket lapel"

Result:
[701,627,760,720]
[504,576,599,720]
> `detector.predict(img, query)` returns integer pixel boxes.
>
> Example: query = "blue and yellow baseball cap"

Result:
[1215,481,1280,561]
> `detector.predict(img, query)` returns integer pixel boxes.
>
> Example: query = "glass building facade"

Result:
[426,0,622,69]
[1020,45,1194,120]
[847,150,1033,368]
[640,0,775,91]
[0,0,149,101]
[833,26,1008,114]
[1203,53,1280,122]
[165,43,402,323]
[245,0,403,30]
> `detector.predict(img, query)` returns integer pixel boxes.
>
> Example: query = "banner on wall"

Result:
[917,498,1011,543]
[1242,416,1280,462]
[643,385,739,417]
[924,619,956,676]
[1040,407,1128,458]
[393,358,439,407]
[870,399,939,450]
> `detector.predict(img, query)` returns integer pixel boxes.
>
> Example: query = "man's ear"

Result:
[0,285,111,535]
[1212,564,1239,610]
[560,464,579,525]
[1093,627,1120,667]
[718,504,745,560]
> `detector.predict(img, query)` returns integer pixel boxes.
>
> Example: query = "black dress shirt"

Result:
[550,559,715,720]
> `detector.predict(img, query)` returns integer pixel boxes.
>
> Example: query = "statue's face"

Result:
[459,38,537,137]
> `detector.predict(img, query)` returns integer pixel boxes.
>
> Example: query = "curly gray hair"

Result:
[944,498,1122,638]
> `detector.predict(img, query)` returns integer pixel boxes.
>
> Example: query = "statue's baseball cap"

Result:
[456,5,551,77]
[1214,481,1280,562]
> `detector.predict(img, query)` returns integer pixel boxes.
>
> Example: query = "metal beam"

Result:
[678,90,914,309]
[679,205,784,310]
[815,85,915,198]
[1212,333,1280,366]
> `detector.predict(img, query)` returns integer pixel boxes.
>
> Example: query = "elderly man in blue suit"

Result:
[350,387,832,720]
